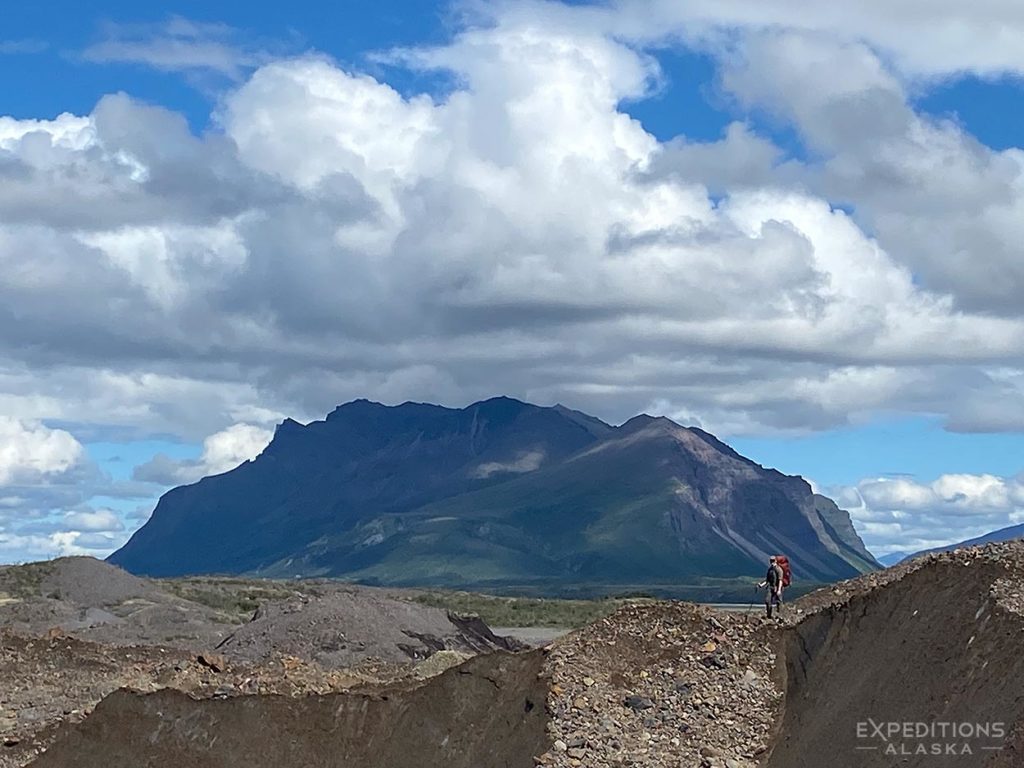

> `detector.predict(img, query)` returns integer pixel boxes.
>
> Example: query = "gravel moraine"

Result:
[539,602,780,768]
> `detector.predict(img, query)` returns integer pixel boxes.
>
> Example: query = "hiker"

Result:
[758,556,784,618]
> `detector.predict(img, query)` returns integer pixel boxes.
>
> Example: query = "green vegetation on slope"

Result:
[404,580,826,625]
[407,591,632,628]
[112,399,878,587]
[163,578,302,616]
[0,561,55,599]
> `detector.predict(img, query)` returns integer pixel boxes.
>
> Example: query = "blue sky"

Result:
[1,0,1023,562]
[10,2,1023,144]
[2,2,451,124]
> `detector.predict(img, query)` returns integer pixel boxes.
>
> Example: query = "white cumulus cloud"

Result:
[133,423,274,486]
[0,417,86,485]
[62,508,126,533]
[0,9,1020,440]
[1,3,1024,561]
[838,471,1024,555]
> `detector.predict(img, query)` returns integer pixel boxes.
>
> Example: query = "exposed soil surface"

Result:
[0,629,427,767]
[4,545,1024,767]
[28,651,549,768]
[767,544,1024,768]
[541,603,779,767]
[0,557,523,665]
[0,557,529,766]
[218,590,523,667]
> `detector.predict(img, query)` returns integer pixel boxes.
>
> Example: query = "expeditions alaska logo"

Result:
[856,720,1005,756]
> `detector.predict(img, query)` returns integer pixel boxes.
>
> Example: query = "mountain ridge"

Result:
[890,521,1024,564]
[109,398,879,590]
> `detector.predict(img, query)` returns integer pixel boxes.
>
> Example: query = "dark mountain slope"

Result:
[110,398,608,577]
[305,418,873,587]
[110,399,878,588]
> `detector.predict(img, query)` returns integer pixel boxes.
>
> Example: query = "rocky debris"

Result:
[0,561,537,767]
[766,542,1024,768]
[0,560,233,651]
[538,602,778,768]
[0,629,427,768]
[1,596,780,768]
[35,558,157,608]
[8,542,1024,767]
[0,632,182,768]
[412,649,472,678]
[27,651,550,768]
[216,590,523,668]
[0,559,524,672]
[623,695,654,711]
[196,653,227,673]
[781,541,1024,625]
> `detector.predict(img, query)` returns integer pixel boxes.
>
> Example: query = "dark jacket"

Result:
[765,564,783,590]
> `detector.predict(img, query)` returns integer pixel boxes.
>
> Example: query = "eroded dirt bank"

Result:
[28,650,548,768]
[10,545,1024,768]
[768,547,1024,768]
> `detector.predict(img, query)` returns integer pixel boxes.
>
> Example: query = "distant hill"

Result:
[877,551,913,567]
[891,522,1024,564]
[109,398,879,592]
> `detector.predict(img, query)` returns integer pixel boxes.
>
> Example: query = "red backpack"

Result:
[774,555,792,587]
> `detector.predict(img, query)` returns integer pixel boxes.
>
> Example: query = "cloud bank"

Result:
[2,0,1023,558]
[836,471,1024,556]
[133,423,273,485]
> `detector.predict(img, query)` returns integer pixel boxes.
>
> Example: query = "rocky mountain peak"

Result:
[110,398,879,587]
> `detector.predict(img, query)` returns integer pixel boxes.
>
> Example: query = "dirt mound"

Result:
[37,557,157,607]
[27,650,548,768]
[9,545,1024,768]
[0,557,157,607]
[540,602,779,767]
[768,543,1024,767]
[10,602,780,768]
[216,588,524,667]
[0,632,194,768]
[0,628,435,768]
[0,558,231,649]
[0,560,523,668]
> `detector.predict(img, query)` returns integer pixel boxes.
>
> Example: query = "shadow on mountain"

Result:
[109,398,879,591]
